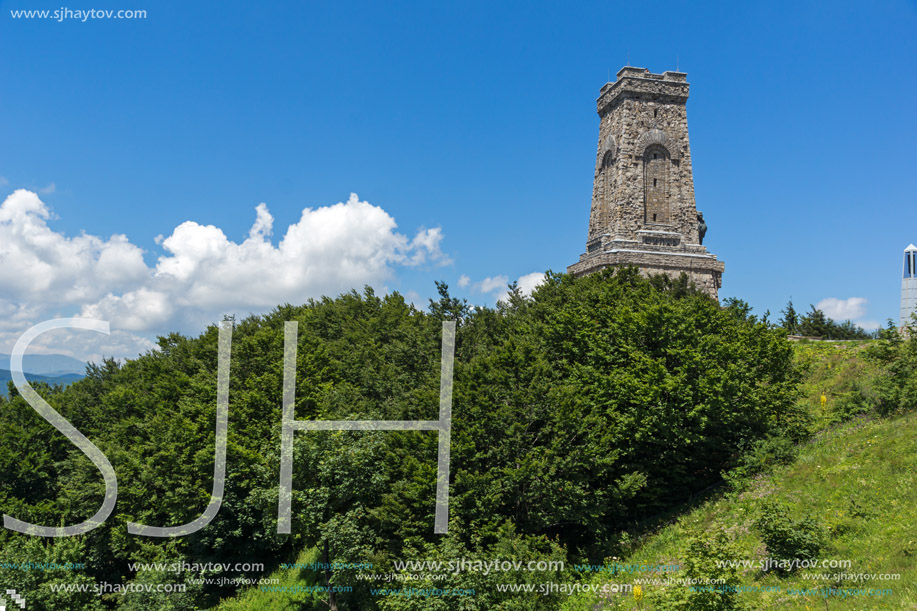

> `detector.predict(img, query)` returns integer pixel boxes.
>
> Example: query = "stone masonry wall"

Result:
[588,68,699,244]
[573,67,725,299]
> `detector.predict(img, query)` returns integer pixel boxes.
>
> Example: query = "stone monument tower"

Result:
[901,243,917,329]
[567,66,725,298]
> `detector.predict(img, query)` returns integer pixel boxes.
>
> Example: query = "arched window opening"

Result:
[602,150,614,168]
[644,145,670,224]
[600,150,615,221]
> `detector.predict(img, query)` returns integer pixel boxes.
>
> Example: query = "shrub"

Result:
[722,436,797,492]
[651,529,744,611]
[874,335,917,415]
[753,500,826,571]
[830,383,873,423]
[0,536,105,611]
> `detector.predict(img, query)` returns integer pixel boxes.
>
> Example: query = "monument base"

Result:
[567,245,724,299]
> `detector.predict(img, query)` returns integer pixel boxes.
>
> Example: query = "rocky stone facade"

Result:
[568,66,725,299]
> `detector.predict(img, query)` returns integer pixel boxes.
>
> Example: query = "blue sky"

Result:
[1,0,916,360]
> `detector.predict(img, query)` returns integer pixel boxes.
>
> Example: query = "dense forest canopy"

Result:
[3,268,911,610]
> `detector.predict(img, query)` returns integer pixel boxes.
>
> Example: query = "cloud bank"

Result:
[0,190,448,361]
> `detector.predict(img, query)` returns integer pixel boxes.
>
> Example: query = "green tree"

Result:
[778,299,799,335]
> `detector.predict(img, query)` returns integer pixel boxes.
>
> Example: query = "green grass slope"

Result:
[565,341,916,610]
[573,413,916,610]
[792,340,884,430]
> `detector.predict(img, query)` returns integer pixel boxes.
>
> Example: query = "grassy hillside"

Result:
[563,412,917,610]
[563,340,916,610]
[792,340,883,430]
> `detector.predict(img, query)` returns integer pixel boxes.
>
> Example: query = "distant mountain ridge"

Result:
[0,369,84,397]
[0,354,87,397]
[0,353,87,376]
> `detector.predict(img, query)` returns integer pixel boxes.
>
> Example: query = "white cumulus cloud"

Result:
[470,271,546,304]
[516,272,546,297]
[0,190,449,361]
[477,275,509,294]
[816,297,868,321]
[0,189,148,304]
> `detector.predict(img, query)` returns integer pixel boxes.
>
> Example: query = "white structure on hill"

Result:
[901,243,917,329]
